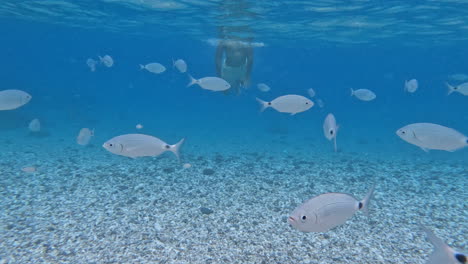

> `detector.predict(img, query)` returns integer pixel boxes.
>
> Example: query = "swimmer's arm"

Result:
[215,45,224,76]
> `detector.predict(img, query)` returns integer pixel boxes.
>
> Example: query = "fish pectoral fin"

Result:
[420,147,429,153]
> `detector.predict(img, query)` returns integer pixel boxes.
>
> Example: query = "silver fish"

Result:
[173,59,187,73]
[404,79,418,93]
[28,118,40,132]
[257,83,271,92]
[350,88,376,101]
[256,95,313,115]
[103,134,184,160]
[0,89,32,110]
[396,123,468,152]
[323,113,339,152]
[140,63,166,74]
[187,75,230,92]
[77,128,94,146]
[288,185,375,232]
[446,82,468,96]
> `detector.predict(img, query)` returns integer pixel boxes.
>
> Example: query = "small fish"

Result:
[307,88,316,98]
[173,59,187,73]
[396,123,468,152]
[448,73,468,81]
[323,113,339,152]
[256,95,313,115]
[421,226,466,264]
[288,185,375,232]
[446,82,468,96]
[183,163,192,169]
[136,124,143,130]
[21,166,37,173]
[0,90,32,110]
[77,128,94,146]
[404,79,418,93]
[140,63,166,74]
[257,83,271,92]
[187,75,231,92]
[103,134,184,160]
[86,58,97,72]
[28,118,40,132]
[350,88,376,101]
[316,98,324,108]
[99,55,114,67]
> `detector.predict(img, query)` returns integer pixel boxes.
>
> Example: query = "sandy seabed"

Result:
[0,142,466,264]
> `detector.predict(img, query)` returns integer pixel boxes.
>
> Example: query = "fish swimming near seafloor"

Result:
[396,123,468,152]
[288,185,375,232]
[323,113,339,152]
[0,90,32,110]
[103,134,184,160]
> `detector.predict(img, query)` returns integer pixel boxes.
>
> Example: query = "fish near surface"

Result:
[173,59,187,73]
[0,90,32,110]
[99,55,114,67]
[103,134,184,160]
[256,95,313,115]
[140,62,166,74]
[288,185,375,232]
[257,83,271,92]
[187,75,230,92]
[405,79,418,93]
[446,82,468,96]
[396,123,468,152]
[350,88,376,101]
[421,226,466,264]
[323,113,338,152]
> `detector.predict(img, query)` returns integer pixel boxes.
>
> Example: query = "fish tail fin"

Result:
[187,75,197,87]
[255,97,269,112]
[360,184,375,216]
[169,138,185,161]
[446,82,455,95]
[420,226,447,251]
[350,88,354,96]
[139,64,145,70]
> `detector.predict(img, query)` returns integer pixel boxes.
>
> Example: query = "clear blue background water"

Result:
[0,2,467,163]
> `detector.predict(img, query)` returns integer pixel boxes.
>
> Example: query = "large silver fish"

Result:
[288,185,375,232]
[103,134,184,160]
[396,123,468,152]
[256,95,313,115]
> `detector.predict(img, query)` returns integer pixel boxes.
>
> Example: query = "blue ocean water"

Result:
[0,1,467,263]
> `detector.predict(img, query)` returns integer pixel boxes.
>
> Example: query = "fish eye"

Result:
[300,215,307,222]
[330,130,334,135]
[401,131,406,134]
[455,253,466,263]
[165,145,170,149]
[109,143,113,147]
[305,102,309,104]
